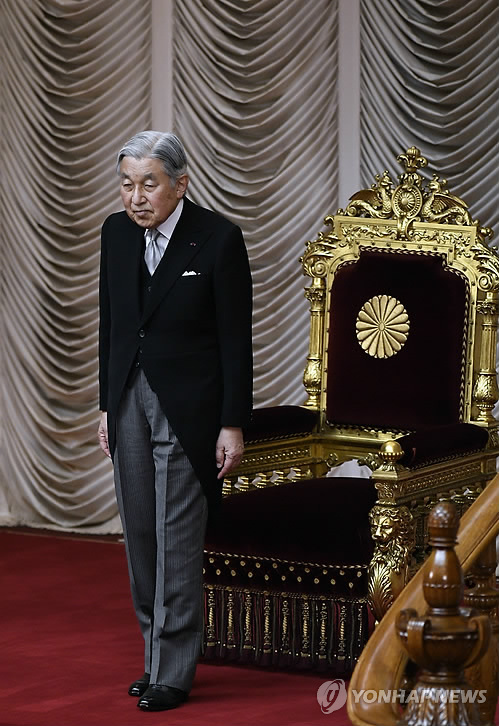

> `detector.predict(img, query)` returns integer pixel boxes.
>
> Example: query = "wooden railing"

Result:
[347,473,499,726]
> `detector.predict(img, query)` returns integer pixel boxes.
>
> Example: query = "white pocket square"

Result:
[182,270,200,276]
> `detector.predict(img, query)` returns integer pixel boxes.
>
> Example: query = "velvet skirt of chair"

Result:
[202,476,377,674]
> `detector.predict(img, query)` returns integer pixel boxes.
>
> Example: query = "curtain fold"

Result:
[174,0,340,407]
[359,0,499,233]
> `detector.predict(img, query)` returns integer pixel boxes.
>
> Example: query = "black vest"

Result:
[126,254,153,388]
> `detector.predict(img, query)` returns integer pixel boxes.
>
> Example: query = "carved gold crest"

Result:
[356,295,410,358]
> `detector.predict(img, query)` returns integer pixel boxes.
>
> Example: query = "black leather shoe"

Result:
[138,684,188,711]
[128,672,150,697]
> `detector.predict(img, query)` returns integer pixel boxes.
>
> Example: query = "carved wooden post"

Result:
[369,441,415,622]
[368,502,414,623]
[464,538,499,726]
[396,501,490,726]
[303,276,326,409]
[473,293,499,428]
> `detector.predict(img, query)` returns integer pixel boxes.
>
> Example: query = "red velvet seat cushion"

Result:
[204,477,377,596]
[243,405,318,443]
[398,422,488,468]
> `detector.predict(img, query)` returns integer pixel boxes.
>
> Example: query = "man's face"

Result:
[119,156,188,229]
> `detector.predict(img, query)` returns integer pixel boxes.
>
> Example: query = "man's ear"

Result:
[176,174,189,198]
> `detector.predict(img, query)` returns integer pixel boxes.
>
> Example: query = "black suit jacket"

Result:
[99,197,253,506]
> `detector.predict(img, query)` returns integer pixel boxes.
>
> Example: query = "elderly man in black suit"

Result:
[98,131,253,712]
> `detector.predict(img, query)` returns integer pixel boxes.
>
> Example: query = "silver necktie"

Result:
[144,229,164,275]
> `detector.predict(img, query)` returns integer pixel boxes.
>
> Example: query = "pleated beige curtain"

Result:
[0,0,152,531]
[174,0,340,407]
[358,0,499,232]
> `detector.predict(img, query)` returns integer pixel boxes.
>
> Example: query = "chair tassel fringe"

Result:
[202,584,372,674]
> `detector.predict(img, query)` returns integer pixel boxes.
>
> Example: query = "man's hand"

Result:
[98,411,111,458]
[215,426,244,480]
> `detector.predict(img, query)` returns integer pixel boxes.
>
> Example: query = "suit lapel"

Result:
[121,220,145,318]
[140,198,206,324]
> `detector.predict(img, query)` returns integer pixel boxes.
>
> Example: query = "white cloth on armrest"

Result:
[327,459,372,478]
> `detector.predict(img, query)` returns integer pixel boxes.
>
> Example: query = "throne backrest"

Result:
[326,248,467,430]
[301,147,499,440]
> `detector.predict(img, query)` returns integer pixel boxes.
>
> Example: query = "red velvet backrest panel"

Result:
[326,250,467,430]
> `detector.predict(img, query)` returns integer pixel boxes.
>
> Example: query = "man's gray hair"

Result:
[117,131,188,185]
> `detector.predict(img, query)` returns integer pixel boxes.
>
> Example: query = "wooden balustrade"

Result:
[347,474,499,726]
[464,539,499,726]
[396,500,490,726]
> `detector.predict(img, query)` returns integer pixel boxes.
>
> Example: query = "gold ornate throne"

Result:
[202,148,499,671]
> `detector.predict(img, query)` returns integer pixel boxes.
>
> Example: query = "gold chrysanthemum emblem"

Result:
[356,295,410,358]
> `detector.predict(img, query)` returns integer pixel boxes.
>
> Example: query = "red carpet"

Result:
[0,530,352,726]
